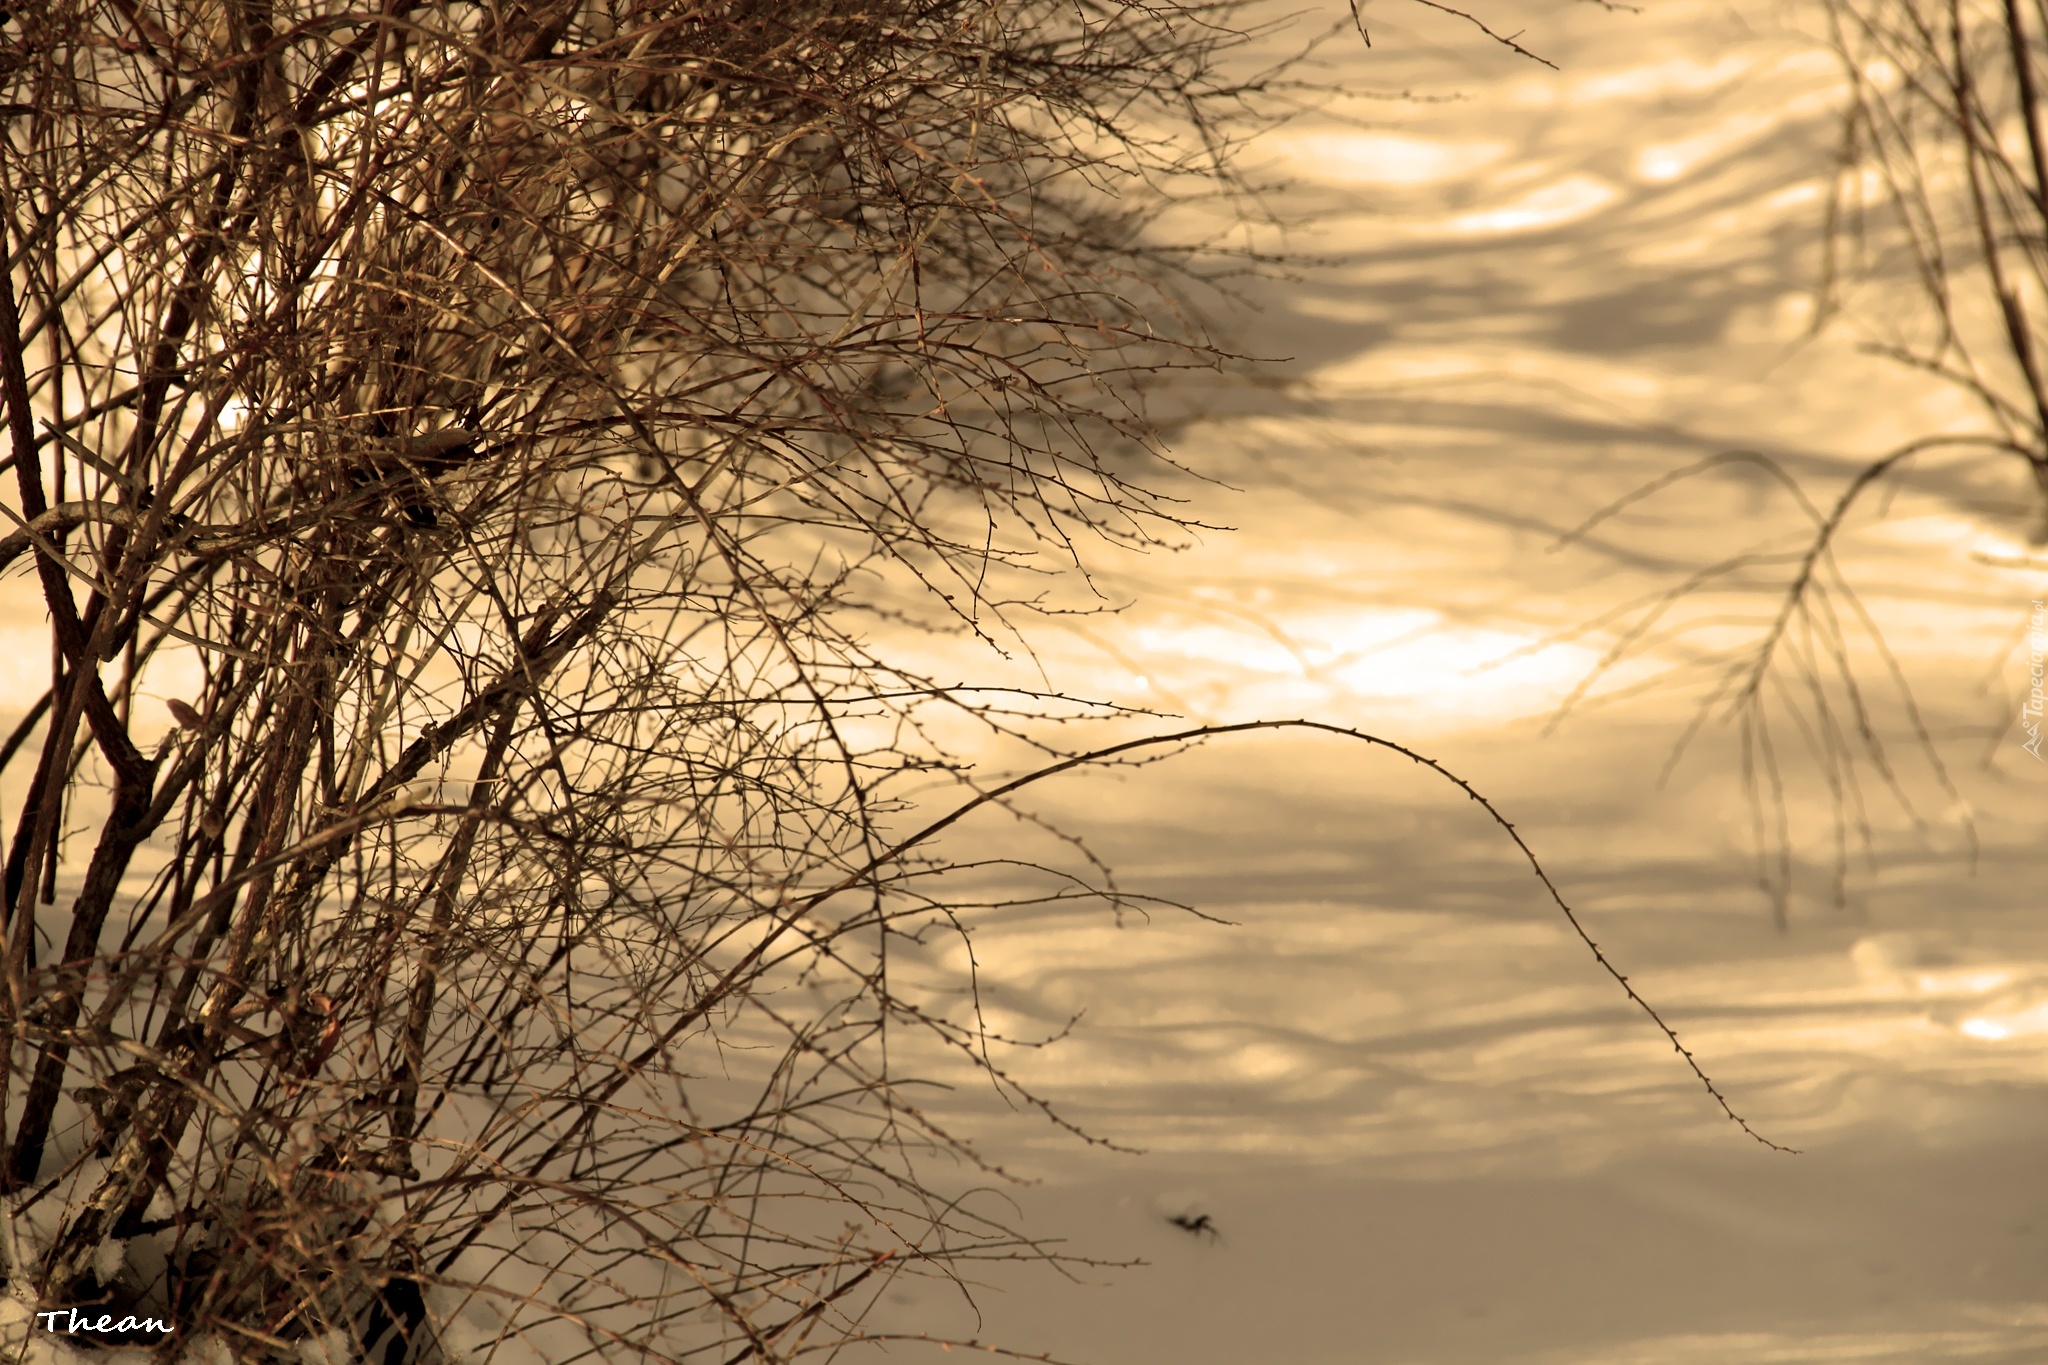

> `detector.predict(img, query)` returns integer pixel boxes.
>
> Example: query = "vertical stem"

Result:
[1953,0,2048,452]
[2004,0,2048,235]
[2003,0,2048,498]
[387,700,520,1162]
[0,215,99,1199]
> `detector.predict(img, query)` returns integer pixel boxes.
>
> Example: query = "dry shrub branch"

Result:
[0,1,1751,1362]
[1821,0,2048,511]
[0,0,1283,1355]
[1533,0,2048,920]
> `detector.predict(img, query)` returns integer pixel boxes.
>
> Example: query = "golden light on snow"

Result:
[1270,131,1510,186]
[873,0,2048,1355]
[11,0,2048,1359]
[1444,173,1621,234]
[1960,1003,2048,1041]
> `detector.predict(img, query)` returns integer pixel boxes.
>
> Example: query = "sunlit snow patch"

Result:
[1446,174,1620,234]
[1268,132,1509,186]
[1850,933,2015,997]
[1330,621,1595,707]
[0,626,52,709]
[1567,53,1756,103]
[1633,112,1780,182]
[1959,999,2048,1041]
[1305,343,1668,405]
[1120,608,1609,727]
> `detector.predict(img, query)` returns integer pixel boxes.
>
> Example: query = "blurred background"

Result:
[843,0,2048,1359]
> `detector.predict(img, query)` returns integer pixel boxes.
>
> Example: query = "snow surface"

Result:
[3,0,2045,1361]
[834,0,2048,1359]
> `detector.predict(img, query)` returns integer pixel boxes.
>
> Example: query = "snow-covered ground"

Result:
[841,0,2048,1359]
[6,0,2046,1362]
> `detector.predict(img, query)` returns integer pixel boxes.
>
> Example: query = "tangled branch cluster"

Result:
[0,0,1279,1358]
[1824,0,2048,514]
